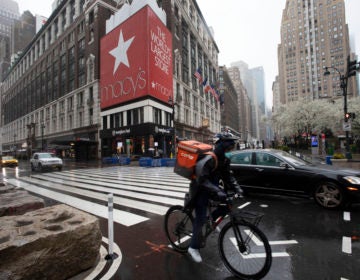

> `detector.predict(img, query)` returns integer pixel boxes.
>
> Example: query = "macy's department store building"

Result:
[99,2,175,158]
[1,0,220,161]
[99,2,220,159]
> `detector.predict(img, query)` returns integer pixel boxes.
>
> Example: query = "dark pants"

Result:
[189,191,228,249]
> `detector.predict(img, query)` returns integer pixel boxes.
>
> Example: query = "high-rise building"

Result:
[218,66,240,137]
[11,11,36,64]
[227,66,252,143]
[250,66,265,115]
[230,60,263,142]
[277,0,358,105]
[0,0,20,81]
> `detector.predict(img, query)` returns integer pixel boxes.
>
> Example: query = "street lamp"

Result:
[168,97,176,158]
[13,134,16,157]
[41,124,45,151]
[324,56,359,159]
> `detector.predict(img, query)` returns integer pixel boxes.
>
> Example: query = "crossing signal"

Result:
[347,59,359,77]
[345,112,351,122]
[344,112,356,122]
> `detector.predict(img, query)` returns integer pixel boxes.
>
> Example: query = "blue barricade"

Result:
[119,157,131,165]
[152,158,161,167]
[166,158,176,167]
[326,156,333,165]
[102,157,130,165]
[139,157,152,167]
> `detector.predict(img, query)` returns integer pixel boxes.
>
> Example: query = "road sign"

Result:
[343,121,351,131]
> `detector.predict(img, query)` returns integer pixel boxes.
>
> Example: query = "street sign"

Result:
[343,121,351,131]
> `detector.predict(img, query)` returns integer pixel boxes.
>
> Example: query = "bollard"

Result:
[105,193,118,260]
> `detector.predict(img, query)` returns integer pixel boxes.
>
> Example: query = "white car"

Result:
[30,152,63,171]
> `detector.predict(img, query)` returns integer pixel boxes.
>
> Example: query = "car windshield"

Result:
[39,153,56,159]
[275,150,310,166]
[2,156,14,160]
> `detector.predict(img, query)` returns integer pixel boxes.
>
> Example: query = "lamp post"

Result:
[13,134,16,157]
[324,56,359,159]
[41,124,45,151]
[168,97,176,158]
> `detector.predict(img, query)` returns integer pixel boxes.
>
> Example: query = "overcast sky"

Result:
[196,0,360,108]
[16,0,360,107]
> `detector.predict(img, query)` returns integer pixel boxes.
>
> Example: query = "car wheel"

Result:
[314,181,344,209]
[58,166,62,171]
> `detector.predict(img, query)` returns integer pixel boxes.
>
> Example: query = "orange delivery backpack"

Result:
[174,140,217,180]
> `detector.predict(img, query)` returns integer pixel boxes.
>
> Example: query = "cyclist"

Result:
[187,132,244,263]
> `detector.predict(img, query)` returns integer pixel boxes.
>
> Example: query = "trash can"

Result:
[325,156,333,165]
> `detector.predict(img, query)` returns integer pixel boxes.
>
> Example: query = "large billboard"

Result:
[100,5,173,109]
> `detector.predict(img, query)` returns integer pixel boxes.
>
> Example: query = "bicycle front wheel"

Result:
[164,205,194,253]
[219,220,272,280]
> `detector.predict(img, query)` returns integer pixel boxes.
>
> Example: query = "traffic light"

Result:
[345,112,351,122]
[347,59,359,77]
[351,112,356,120]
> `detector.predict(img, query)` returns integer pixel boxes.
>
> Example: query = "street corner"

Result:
[70,236,122,280]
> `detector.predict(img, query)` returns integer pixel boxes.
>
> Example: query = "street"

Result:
[2,162,360,280]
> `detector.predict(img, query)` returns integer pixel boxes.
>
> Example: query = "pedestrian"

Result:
[187,132,244,263]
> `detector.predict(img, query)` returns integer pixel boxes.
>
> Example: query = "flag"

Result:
[204,81,211,93]
[193,68,203,83]
[202,77,208,87]
[210,84,219,101]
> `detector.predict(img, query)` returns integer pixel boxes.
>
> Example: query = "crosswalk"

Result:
[7,166,190,227]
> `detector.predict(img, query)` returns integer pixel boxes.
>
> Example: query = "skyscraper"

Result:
[0,0,20,81]
[277,0,357,105]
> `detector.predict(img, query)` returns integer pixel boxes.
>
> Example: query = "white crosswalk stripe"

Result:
[7,166,190,227]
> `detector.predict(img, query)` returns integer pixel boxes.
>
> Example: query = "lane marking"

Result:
[98,237,122,280]
[27,174,184,205]
[34,172,187,198]
[238,202,251,209]
[343,211,350,221]
[342,236,352,254]
[8,179,148,226]
[245,230,298,245]
[20,176,170,215]
[229,237,290,258]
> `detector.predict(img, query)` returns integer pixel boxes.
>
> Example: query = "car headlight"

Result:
[343,176,360,185]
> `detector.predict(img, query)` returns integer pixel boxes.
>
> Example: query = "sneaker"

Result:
[188,247,202,263]
[215,226,221,233]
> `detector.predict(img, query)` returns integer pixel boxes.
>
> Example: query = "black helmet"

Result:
[213,132,239,145]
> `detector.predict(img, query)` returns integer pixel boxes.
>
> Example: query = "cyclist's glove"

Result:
[234,185,244,198]
[216,190,227,201]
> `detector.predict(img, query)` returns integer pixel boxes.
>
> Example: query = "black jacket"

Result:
[189,154,241,199]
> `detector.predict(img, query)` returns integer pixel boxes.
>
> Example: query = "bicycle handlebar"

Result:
[225,192,243,202]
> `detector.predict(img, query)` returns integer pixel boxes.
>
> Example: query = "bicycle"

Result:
[164,193,272,280]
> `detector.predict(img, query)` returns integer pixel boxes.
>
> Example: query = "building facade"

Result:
[162,0,221,143]
[11,11,36,64]
[277,0,358,105]
[0,0,112,159]
[0,0,20,81]
[218,66,240,137]
[227,66,253,146]
[0,0,221,160]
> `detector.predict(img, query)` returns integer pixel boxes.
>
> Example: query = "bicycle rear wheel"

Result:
[164,205,194,253]
[219,220,272,279]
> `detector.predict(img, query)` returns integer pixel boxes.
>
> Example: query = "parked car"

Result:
[1,155,18,167]
[30,152,63,171]
[227,149,360,209]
